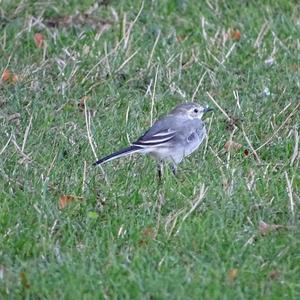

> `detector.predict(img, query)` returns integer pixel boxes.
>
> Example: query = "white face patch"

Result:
[188,106,205,120]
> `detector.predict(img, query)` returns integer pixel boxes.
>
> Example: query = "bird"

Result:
[93,102,213,179]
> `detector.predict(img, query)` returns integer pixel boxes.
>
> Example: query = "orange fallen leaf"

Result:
[12,74,20,83]
[34,33,44,48]
[224,140,243,152]
[1,69,21,84]
[228,268,238,282]
[1,69,11,82]
[230,29,241,41]
[59,195,82,209]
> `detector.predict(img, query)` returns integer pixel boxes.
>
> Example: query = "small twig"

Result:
[225,127,238,169]
[122,12,127,43]
[203,112,213,159]
[166,52,180,67]
[192,71,207,101]
[233,90,241,110]
[0,134,12,156]
[209,146,223,164]
[21,115,33,152]
[11,135,32,162]
[221,43,236,64]
[115,49,139,73]
[241,125,262,164]
[201,16,207,41]
[150,65,159,125]
[242,235,256,248]
[82,160,87,193]
[147,30,160,69]
[254,102,300,153]
[81,23,136,85]
[175,184,207,236]
[206,91,231,121]
[178,52,183,80]
[84,100,109,185]
[278,102,291,116]
[284,171,294,219]
[155,192,164,237]
[46,152,58,178]
[165,210,184,238]
[254,21,270,49]
[81,53,104,84]
[3,53,13,76]
[50,219,59,237]
[85,105,97,158]
[123,1,144,49]
[104,41,112,76]
[125,104,131,145]
[271,31,290,53]
[290,129,299,166]
[206,48,223,66]
[144,78,153,97]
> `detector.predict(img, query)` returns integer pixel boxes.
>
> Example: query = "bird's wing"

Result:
[132,115,180,148]
[133,128,176,147]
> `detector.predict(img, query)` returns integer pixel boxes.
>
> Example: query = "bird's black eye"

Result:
[194,108,199,113]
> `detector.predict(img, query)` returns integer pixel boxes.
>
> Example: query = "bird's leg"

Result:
[170,163,177,176]
[157,161,163,181]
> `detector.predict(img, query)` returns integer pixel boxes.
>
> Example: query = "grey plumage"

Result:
[94,102,212,176]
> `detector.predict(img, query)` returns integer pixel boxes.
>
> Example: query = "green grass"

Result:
[1,0,300,299]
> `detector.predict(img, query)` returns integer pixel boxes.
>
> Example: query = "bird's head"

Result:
[171,102,213,120]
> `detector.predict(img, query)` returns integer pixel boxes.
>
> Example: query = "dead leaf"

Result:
[34,33,44,48]
[1,69,11,82]
[20,271,30,288]
[290,64,299,71]
[268,270,281,280]
[1,69,21,84]
[78,96,91,111]
[12,74,20,83]
[225,116,241,131]
[7,113,21,125]
[259,221,285,236]
[228,268,238,283]
[230,29,241,41]
[176,35,186,42]
[139,226,155,246]
[45,13,113,32]
[59,195,83,209]
[224,141,243,152]
[142,227,155,239]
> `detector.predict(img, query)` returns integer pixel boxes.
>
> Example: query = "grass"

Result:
[0,0,300,299]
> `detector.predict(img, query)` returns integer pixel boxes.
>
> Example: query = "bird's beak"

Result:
[204,107,213,113]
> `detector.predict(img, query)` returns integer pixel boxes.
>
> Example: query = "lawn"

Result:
[0,0,300,299]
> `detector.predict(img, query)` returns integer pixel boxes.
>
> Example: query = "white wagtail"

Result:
[93,102,213,178]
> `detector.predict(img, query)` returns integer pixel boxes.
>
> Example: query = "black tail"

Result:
[93,145,142,166]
